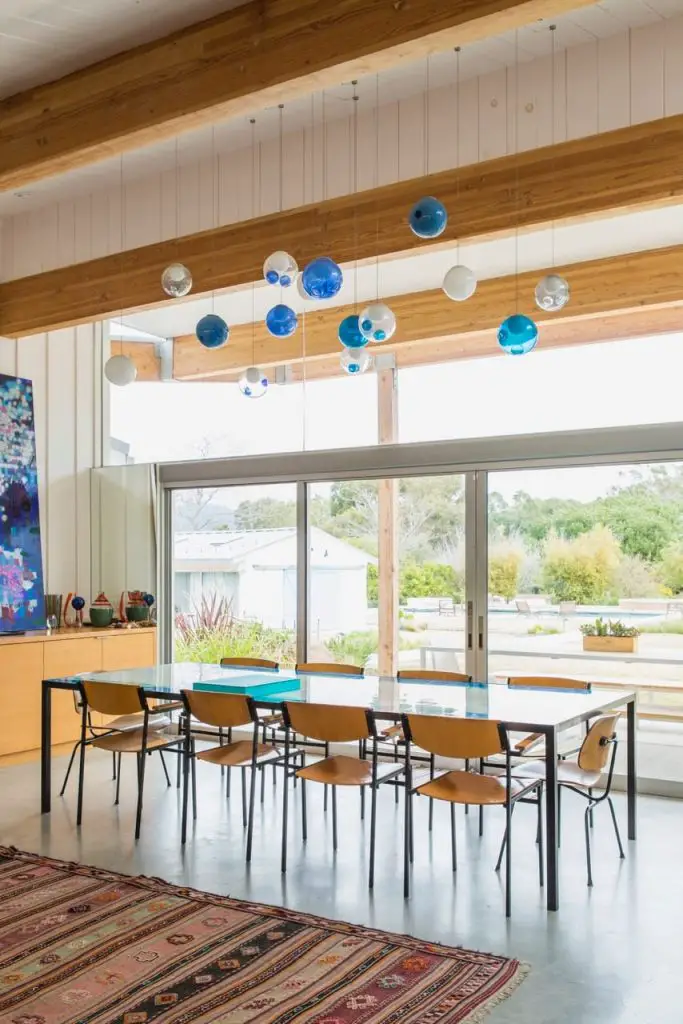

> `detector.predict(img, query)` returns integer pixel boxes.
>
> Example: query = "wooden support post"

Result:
[377,361,399,678]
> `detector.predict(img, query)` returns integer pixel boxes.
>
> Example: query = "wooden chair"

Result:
[382,670,473,818]
[507,713,624,887]
[505,677,592,759]
[280,702,402,887]
[60,689,174,796]
[295,662,364,676]
[220,658,281,781]
[179,689,301,860]
[76,682,182,839]
[401,714,544,916]
[221,657,279,670]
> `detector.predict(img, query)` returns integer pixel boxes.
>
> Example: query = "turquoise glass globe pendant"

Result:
[409,196,448,239]
[497,314,538,356]
[338,315,369,349]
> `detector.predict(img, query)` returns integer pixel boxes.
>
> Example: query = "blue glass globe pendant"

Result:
[338,314,369,349]
[409,196,448,239]
[196,314,229,349]
[497,314,538,356]
[265,303,298,338]
[301,257,343,299]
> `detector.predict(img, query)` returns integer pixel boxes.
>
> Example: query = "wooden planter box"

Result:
[582,635,638,654]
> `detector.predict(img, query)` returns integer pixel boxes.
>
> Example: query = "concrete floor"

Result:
[1,750,681,1023]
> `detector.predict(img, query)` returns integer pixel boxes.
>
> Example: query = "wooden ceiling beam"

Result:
[0,0,594,192]
[3,113,683,338]
[170,244,683,380]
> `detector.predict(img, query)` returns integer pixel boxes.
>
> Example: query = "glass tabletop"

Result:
[48,663,634,731]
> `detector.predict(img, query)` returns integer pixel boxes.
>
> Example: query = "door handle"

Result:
[478,615,484,650]
[467,600,473,650]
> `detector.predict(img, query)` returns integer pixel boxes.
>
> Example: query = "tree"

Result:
[489,543,522,601]
[233,497,296,530]
[541,526,620,604]
[659,542,683,594]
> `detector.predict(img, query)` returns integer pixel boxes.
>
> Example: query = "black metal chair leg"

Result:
[181,726,191,845]
[537,786,544,887]
[301,778,308,841]
[246,766,258,862]
[428,754,435,831]
[479,804,484,838]
[219,726,225,779]
[112,751,117,780]
[60,741,80,796]
[558,785,562,847]
[588,788,594,828]
[496,803,516,872]
[584,805,594,887]
[332,786,338,851]
[191,740,197,820]
[404,788,412,899]
[324,784,328,811]
[260,763,266,804]
[450,802,457,871]
[369,784,377,889]
[114,752,122,805]
[241,767,247,827]
[281,734,290,874]
[159,750,171,787]
[135,741,148,840]
[505,795,512,918]
[464,758,469,815]
[607,796,626,859]
[76,721,87,827]
[360,786,365,820]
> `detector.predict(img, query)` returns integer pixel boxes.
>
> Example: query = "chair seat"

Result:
[511,760,603,789]
[197,740,281,768]
[260,712,284,729]
[380,723,404,741]
[416,769,539,806]
[91,729,179,754]
[97,713,172,733]
[297,754,401,787]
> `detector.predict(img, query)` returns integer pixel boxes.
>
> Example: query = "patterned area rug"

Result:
[0,847,527,1023]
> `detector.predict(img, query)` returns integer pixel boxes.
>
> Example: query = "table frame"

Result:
[40,675,636,913]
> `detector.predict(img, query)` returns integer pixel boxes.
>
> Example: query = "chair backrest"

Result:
[578,714,620,773]
[283,701,372,742]
[507,676,590,691]
[220,657,279,670]
[398,669,472,683]
[182,689,255,729]
[403,714,506,760]
[296,662,364,677]
[81,681,144,717]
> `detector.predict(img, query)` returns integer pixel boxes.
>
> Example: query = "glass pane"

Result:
[172,482,298,665]
[397,475,467,677]
[307,480,379,672]
[487,462,683,783]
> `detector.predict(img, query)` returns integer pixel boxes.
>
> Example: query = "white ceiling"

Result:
[114,203,683,340]
[0,0,248,99]
[1,0,682,217]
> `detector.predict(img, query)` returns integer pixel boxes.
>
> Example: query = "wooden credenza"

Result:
[0,627,157,761]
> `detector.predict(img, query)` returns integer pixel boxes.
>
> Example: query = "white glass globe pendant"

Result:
[534,274,570,312]
[239,366,269,398]
[161,263,193,298]
[104,354,137,387]
[358,303,397,343]
[443,264,477,302]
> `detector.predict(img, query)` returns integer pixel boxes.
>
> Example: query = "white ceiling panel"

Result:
[0,0,248,98]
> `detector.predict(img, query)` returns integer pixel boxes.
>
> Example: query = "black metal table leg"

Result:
[41,680,52,814]
[545,727,559,911]
[627,697,637,841]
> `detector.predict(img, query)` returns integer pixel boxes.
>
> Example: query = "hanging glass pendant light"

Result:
[104,354,137,386]
[265,304,297,338]
[443,264,477,301]
[338,314,368,349]
[263,251,298,287]
[301,257,343,299]
[340,347,372,375]
[359,303,396,342]
[239,366,269,398]
[497,314,538,356]
[161,263,193,298]
[409,196,447,239]
[196,313,229,349]
[535,274,570,312]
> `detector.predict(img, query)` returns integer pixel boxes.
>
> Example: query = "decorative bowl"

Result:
[89,606,113,627]
[126,605,149,622]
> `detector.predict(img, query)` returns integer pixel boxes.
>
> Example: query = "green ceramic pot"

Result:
[89,606,113,627]
[126,605,149,622]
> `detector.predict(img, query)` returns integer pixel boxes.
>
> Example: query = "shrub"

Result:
[610,554,663,600]
[175,595,296,664]
[325,630,419,667]
[527,624,560,636]
[579,617,639,638]
[489,544,523,601]
[541,526,620,604]
[659,542,683,595]
[367,561,464,606]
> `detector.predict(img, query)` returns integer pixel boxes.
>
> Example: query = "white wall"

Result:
[3,15,683,282]
[0,327,103,599]
[91,464,157,604]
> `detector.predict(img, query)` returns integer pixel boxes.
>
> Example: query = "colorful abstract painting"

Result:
[0,373,45,633]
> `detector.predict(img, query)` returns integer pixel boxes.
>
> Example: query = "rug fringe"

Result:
[461,962,531,1023]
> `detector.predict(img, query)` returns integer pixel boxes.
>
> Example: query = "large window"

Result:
[172,483,298,665]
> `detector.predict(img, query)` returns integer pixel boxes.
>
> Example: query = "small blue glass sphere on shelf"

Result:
[338,314,369,349]
[497,314,539,356]
[196,313,229,349]
[265,303,298,338]
[239,366,269,399]
[340,347,372,375]
[301,257,343,299]
[263,251,298,288]
[409,196,448,239]
[143,593,155,608]
[71,596,85,611]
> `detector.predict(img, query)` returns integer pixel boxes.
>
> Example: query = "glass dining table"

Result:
[40,663,637,912]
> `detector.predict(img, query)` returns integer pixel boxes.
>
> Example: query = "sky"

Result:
[110,331,683,502]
